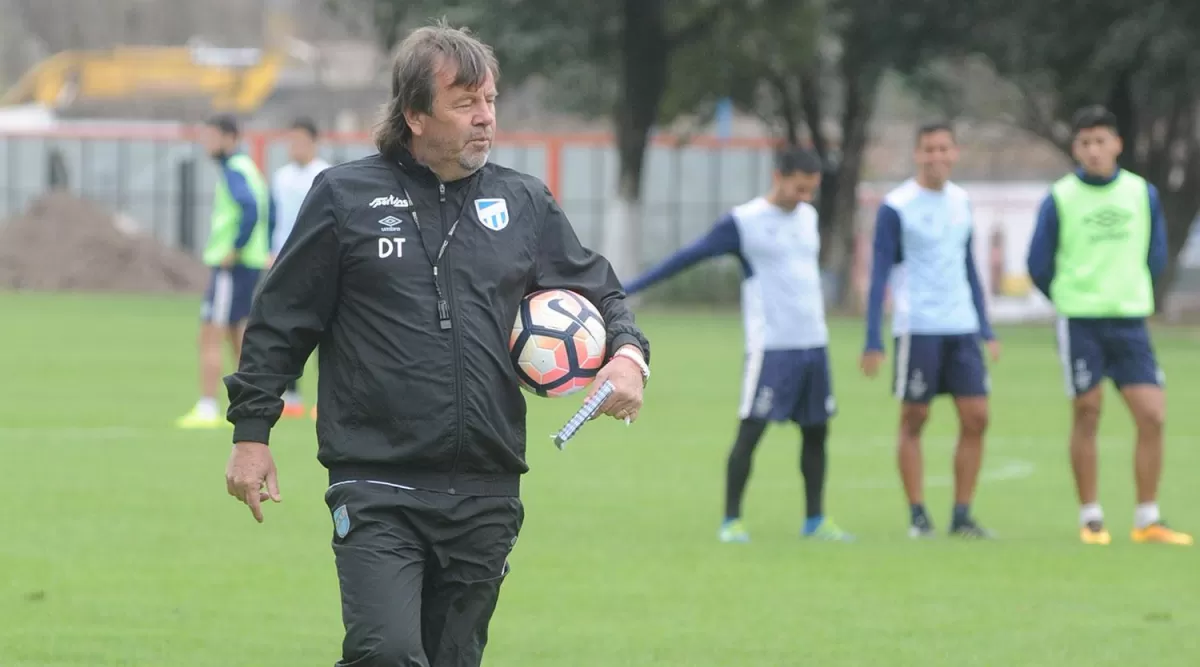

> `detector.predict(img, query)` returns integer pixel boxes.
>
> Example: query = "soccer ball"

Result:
[510,289,606,397]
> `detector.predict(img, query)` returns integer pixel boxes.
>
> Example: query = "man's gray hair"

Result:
[374,20,500,157]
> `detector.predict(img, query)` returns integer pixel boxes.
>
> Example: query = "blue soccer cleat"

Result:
[803,517,855,541]
[718,518,750,543]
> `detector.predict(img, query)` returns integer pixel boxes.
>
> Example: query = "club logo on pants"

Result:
[752,386,773,418]
[1073,360,1091,393]
[908,370,927,398]
[333,505,350,538]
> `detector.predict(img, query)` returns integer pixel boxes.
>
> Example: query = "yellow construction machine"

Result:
[0,45,283,112]
[0,7,293,113]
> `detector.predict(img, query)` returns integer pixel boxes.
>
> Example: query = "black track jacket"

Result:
[224,147,650,496]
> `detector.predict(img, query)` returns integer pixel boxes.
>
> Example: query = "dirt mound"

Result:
[0,193,209,293]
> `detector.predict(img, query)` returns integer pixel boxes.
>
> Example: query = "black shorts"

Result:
[325,481,524,667]
[1055,317,1162,396]
[738,347,836,426]
[200,266,261,326]
[892,333,988,404]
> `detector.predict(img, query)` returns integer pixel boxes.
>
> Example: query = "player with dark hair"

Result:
[269,116,330,419]
[624,145,853,543]
[861,121,999,539]
[176,114,272,429]
[1026,104,1191,546]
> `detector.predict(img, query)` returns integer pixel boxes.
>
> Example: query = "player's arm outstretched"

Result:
[861,203,902,377]
[622,212,741,295]
[965,231,1000,361]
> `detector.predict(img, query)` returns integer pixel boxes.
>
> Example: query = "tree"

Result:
[328,0,774,280]
[970,0,1200,305]
[690,0,975,306]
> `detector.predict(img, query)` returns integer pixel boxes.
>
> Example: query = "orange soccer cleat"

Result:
[1131,522,1193,546]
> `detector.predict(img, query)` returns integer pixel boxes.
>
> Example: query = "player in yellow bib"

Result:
[1027,105,1191,546]
[176,115,272,428]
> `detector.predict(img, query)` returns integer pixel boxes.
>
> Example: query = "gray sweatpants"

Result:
[324,481,524,667]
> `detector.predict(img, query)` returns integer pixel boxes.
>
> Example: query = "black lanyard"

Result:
[393,171,479,331]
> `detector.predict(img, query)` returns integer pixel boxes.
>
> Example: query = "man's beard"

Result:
[416,133,490,177]
[457,144,490,172]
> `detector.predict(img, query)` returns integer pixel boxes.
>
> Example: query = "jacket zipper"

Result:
[440,180,467,495]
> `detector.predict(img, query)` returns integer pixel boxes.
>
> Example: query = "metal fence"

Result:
[0,128,779,268]
[6,125,1200,318]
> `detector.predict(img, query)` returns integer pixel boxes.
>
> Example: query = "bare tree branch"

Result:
[1014,81,1071,156]
[761,66,800,144]
[668,2,727,49]
[1142,92,1182,187]
[798,67,827,158]
[1164,94,1197,192]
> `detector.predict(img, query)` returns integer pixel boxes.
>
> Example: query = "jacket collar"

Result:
[391,142,484,186]
[391,144,439,181]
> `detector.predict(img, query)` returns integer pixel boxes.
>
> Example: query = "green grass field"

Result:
[2,291,1198,666]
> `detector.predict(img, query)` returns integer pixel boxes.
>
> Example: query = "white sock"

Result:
[195,397,219,418]
[1080,503,1104,527]
[282,390,302,406]
[1135,503,1160,529]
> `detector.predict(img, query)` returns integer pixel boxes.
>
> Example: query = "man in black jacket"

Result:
[222,21,651,667]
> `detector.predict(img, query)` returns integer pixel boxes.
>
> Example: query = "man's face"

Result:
[772,170,821,210]
[1072,126,1121,176]
[288,128,317,164]
[914,130,958,185]
[408,61,497,175]
[199,125,235,158]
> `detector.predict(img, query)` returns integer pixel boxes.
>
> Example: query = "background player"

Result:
[269,117,330,419]
[624,146,852,543]
[176,114,272,428]
[861,121,999,539]
[1026,105,1191,546]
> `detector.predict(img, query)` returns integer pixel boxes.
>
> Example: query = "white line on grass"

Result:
[839,435,1200,453]
[840,457,1036,490]
[0,426,159,440]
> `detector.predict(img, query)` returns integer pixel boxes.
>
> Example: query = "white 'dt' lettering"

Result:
[378,237,407,258]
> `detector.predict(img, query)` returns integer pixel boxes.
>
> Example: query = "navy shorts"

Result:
[739,347,836,426]
[892,333,988,404]
[1055,317,1163,396]
[200,266,261,326]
